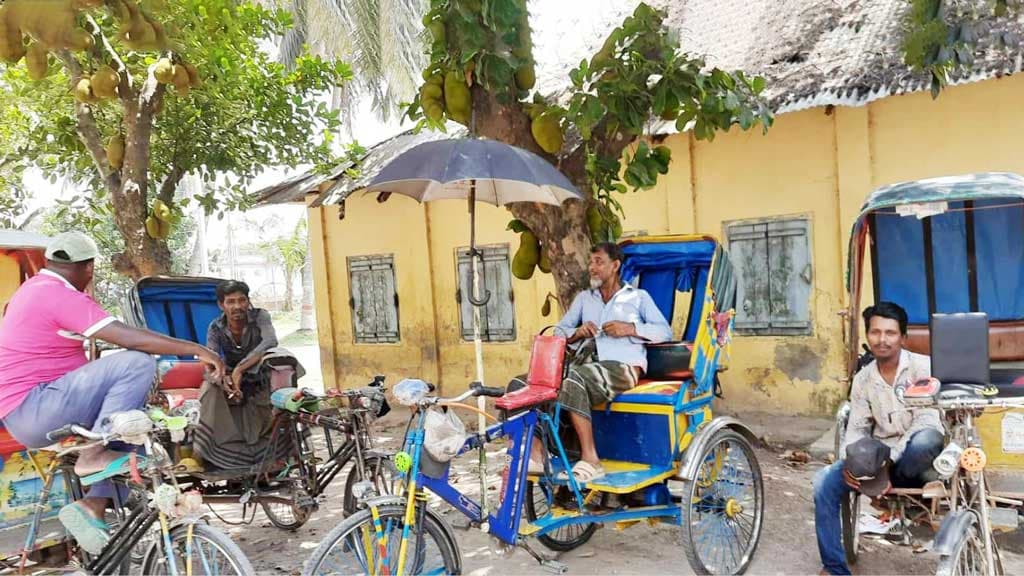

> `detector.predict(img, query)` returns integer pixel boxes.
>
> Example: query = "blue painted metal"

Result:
[530,504,682,538]
[643,483,672,506]
[592,411,672,466]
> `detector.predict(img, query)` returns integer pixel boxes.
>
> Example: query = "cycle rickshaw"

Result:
[303,234,766,575]
[834,173,1024,575]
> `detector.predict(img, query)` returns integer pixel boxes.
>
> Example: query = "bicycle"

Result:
[18,410,253,575]
[302,374,764,576]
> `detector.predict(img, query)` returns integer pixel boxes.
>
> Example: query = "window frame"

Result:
[455,244,516,343]
[347,254,401,344]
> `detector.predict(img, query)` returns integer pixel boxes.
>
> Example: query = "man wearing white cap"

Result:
[0,231,224,554]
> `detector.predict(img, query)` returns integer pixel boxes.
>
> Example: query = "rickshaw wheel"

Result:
[525,480,597,551]
[680,429,763,575]
[261,487,313,531]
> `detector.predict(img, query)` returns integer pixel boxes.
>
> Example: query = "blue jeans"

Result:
[2,351,156,500]
[813,429,944,575]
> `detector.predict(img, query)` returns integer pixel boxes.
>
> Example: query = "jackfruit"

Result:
[154,58,173,83]
[153,199,172,222]
[106,134,124,169]
[513,11,532,59]
[419,81,445,122]
[25,43,48,80]
[91,66,119,99]
[428,20,445,45]
[538,246,551,274]
[609,212,622,240]
[514,64,535,91]
[421,83,442,100]
[443,70,471,125]
[531,112,563,155]
[73,78,94,103]
[511,230,540,280]
[145,215,170,239]
[587,204,608,244]
[145,215,160,238]
[541,297,551,317]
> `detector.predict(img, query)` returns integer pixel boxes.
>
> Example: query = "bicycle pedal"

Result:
[541,560,568,574]
[295,491,317,510]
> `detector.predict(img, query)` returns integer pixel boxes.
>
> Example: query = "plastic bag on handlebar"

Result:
[394,379,431,406]
[424,408,466,463]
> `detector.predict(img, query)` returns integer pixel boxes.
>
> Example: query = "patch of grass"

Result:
[280,329,317,347]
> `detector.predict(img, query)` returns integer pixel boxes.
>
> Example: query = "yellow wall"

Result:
[309,74,1024,415]
[0,254,19,322]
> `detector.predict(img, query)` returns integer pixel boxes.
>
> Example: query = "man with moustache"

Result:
[527,241,672,483]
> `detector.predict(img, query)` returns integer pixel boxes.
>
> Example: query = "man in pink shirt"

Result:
[0,232,223,554]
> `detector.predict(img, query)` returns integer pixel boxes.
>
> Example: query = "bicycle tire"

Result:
[141,523,254,575]
[936,520,994,576]
[302,503,461,576]
[342,455,400,515]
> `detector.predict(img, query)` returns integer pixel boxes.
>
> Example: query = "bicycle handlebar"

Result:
[46,423,109,443]
[939,396,1024,411]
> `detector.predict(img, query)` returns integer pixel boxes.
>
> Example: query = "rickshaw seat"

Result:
[495,334,566,411]
[158,360,205,390]
[611,380,685,406]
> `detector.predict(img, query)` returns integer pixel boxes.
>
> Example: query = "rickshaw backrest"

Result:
[931,313,990,385]
[527,334,566,389]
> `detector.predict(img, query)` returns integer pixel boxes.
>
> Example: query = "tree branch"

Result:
[158,164,185,205]
[55,50,120,194]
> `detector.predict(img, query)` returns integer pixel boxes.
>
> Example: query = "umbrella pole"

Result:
[469,181,489,519]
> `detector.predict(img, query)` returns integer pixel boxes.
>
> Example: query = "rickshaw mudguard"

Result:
[676,416,759,481]
[933,509,977,556]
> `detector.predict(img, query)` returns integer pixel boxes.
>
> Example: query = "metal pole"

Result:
[469,181,488,519]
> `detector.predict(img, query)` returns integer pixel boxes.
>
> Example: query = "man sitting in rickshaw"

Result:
[527,242,672,483]
[0,232,224,553]
[813,302,945,575]
[193,280,292,471]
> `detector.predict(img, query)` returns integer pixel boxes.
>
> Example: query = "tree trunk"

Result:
[470,87,628,312]
[283,267,294,312]
[299,239,316,331]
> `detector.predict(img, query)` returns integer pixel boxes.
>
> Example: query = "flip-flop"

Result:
[79,454,147,486]
[58,502,110,555]
[557,460,606,483]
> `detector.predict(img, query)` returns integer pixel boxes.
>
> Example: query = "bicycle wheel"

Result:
[525,480,596,551]
[936,521,994,576]
[142,523,254,575]
[342,455,400,515]
[261,465,317,530]
[840,490,860,565]
[680,429,764,575]
[303,503,460,576]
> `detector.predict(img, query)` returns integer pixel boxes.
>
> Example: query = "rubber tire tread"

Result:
[302,503,460,576]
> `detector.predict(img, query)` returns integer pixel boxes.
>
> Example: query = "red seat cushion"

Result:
[159,361,205,390]
[494,385,559,411]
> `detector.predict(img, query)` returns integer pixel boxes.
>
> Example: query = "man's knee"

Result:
[813,462,843,506]
[117,351,157,385]
[911,428,945,452]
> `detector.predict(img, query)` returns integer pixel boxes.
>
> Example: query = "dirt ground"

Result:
[200,415,1024,576]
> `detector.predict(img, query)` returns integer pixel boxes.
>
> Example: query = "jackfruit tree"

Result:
[404,1,772,308]
[902,0,1021,98]
[0,0,348,278]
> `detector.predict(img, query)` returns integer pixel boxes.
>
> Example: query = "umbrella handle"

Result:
[467,249,491,307]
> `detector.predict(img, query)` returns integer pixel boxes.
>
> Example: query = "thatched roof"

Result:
[256,0,1024,206]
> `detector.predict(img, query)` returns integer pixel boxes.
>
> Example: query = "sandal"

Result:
[59,502,110,555]
[560,460,605,483]
[79,454,148,486]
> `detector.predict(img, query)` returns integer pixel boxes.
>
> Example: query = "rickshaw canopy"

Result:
[848,172,1024,325]
[620,235,736,342]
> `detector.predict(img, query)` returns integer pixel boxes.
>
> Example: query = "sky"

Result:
[19,0,638,247]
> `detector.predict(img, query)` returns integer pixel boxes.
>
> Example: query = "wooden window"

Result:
[456,245,516,342]
[348,255,400,343]
[726,216,813,335]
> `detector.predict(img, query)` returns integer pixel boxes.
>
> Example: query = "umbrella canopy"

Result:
[365,138,581,206]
